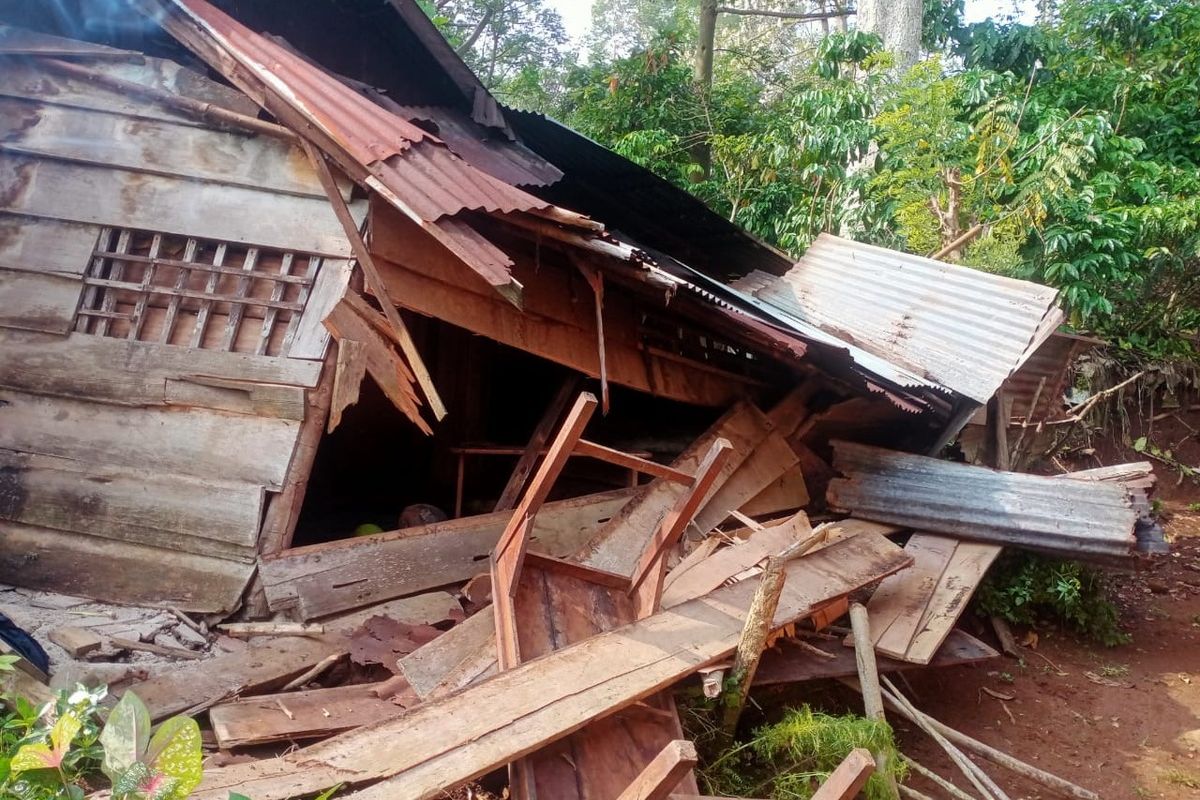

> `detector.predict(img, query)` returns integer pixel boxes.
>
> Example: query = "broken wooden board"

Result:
[856,534,1001,665]
[48,626,103,658]
[123,592,459,720]
[397,610,496,700]
[510,563,699,799]
[580,401,781,576]
[209,683,404,749]
[751,629,999,687]
[190,534,911,800]
[661,513,808,608]
[740,464,810,518]
[260,488,635,618]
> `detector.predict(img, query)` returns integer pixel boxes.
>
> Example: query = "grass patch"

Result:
[1162,769,1200,789]
[1097,663,1130,679]
[699,706,905,800]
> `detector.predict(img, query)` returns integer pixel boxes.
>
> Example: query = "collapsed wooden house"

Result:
[0,4,1141,799]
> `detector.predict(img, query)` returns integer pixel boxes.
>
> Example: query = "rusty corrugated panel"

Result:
[163,0,548,223]
[827,441,1139,559]
[389,104,562,188]
[741,234,1064,404]
[1001,331,1099,422]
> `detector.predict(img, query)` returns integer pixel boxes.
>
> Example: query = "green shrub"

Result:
[701,706,905,800]
[976,552,1130,646]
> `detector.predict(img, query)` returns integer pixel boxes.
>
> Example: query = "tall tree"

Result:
[856,0,922,69]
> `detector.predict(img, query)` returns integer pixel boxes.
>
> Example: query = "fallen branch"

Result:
[281,653,342,691]
[902,755,980,800]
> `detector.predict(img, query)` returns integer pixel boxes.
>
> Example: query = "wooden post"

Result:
[849,603,899,800]
[720,554,787,736]
[300,140,446,420]
[494,376,580,512]
[810,748,876,800]
[615,740,698,800]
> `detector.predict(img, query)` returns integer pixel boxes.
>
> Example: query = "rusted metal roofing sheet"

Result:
[1001,330,1099,422]
[0,24,138,58]
[827,441,1139,559]
[160,0,546,221]
[738,234,1064,404]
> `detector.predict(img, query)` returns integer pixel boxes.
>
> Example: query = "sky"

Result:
[544,0,1040,53]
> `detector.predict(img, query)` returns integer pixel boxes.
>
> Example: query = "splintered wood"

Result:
[191,534,911,800]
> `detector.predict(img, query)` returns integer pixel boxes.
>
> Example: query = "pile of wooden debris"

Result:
[5,385,1148,800]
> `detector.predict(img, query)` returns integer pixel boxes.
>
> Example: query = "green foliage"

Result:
[1,688,203,800]
[701,707,905,800]
[976,552,1130,646]
[469,0,1200,362]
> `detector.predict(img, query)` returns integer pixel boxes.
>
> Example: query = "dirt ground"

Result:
[899,504,1200,800]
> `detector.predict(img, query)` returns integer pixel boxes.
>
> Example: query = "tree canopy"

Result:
[426,0,1200,360]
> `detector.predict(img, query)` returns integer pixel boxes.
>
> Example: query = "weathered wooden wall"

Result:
[0,45,361,612]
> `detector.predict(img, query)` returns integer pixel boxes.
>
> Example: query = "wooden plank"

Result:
[494,376,580,511]
[662,512,810,609]
[494,393,598,668]
[370,201,747,408]
[323,297,429,434]
[165,377,306,420]
[0,152,355,256]
[629,439,733,605]
[576,439,692,484]
[398,611,496,700]
[740,465,810,517]
[0,329,322,405]
[0,448,263,558]
[580,402,779,577]
[752,629,999,687]
[902,542,1000,664]
[0,388,301,489]
[0,267,81,334]
[191,534,911,800]
[124,592,459,721]
[210,683,402,749]
[0,522,253,614]
[615,740,697,800]
[870,535,959,659]
[48,626,103,658]
[304,147,446,418]
[260,489,634,619]
[0,56,260,129]
[0,212,99,276]
[288,258,351,360]
[0,96,335,200]
[693,429,799,534]
[522,551,630,589]
[810,749,875,800]
[327,339,366,432]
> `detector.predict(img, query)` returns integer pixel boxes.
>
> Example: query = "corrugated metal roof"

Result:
[827,440,1138,559]
[740,234,1064,404]
[1001,330,1099,422]
[0,24,139,57]
[162,0,546,222]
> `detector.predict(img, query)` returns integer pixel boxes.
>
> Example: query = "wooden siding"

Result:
[0,52,353,611]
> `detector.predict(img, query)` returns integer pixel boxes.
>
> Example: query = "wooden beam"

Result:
[810,749,876,800]
[576,439,692,484]
[493,392,598,668]
[628,439,733,604]
[300,140,446,420]
[615,740,698,800]
[522,551,631,590]
[494,376,580,512]
[189,533,911,800]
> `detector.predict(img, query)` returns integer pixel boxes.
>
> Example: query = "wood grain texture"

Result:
[0,267,81,333]
[0,388,301,489]
[692,429,797,533]
[0,212,98,276]
[0,329,322,405]
[0,96,335,200]
[164,377,306,420]
[614,740,697,800]
[810,748,875,800]
[288,258,351,360]
[0,522,253,614]
[210,683,401,749]
[0,152,356,256]
[124,592,459,720]
[191,534,911,800]
[0,448,262,558]
[261,489,634,618]
[903,542,1000,664]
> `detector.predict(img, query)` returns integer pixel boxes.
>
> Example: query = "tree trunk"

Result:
[691,0,718,178]
[856,0,922,71]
